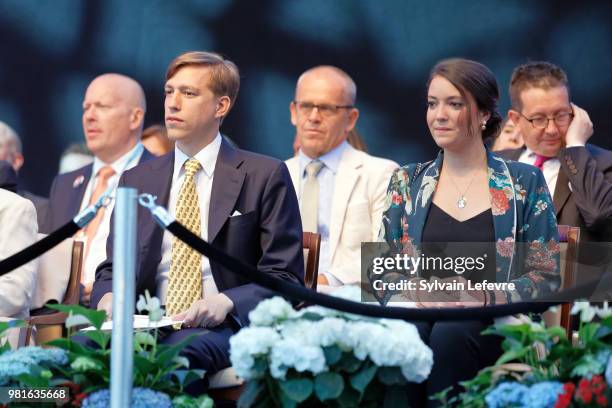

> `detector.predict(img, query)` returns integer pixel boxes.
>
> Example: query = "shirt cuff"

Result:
[565,143,586,148]
[321,272,343,287]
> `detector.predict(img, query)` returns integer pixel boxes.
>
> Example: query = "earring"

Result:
[481,121,487,130]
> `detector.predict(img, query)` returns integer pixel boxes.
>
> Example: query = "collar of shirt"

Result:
[172,132,222,182]
[519,147,560,164]
[298,140,349,179]
[91,142,143,177]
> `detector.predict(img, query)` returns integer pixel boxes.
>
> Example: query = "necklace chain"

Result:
[446,168,479,209]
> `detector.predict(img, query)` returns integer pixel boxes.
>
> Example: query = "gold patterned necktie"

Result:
[166,158,203,316]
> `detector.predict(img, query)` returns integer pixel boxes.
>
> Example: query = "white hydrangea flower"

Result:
[248,297,298,327]
[269,338,326,380]
[229,327,280,379]
[571,301,597,323]
[596,302,611,319]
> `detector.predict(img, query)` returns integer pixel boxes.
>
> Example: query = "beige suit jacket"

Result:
[286,145,398,286]
[0,189,38,346]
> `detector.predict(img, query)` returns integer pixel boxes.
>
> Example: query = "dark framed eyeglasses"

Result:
[518,111,574,130]
[293,101,354,117]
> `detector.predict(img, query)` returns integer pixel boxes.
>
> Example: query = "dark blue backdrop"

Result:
[1,0,611,195]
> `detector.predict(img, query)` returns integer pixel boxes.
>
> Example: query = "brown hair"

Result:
[166,51,240,111]
[428,58,502,140]
[509,61,569,110]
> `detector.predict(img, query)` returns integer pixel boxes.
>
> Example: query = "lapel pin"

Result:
[73,175,85,188]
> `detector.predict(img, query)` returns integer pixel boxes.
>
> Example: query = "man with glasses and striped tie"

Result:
[498,62,612,301]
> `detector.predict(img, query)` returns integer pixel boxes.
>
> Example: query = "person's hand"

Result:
[565,103,593,146]
[173,293,234,328]
[97,293,113,320]
[81,282,93,304]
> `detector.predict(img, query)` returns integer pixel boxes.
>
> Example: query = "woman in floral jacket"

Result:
[375,59,560,406]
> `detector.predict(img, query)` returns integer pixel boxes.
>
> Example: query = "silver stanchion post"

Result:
[110,187,137,408]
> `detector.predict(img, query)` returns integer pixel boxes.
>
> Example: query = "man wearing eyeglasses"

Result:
[498,61,612,244]
[285,66,398,292]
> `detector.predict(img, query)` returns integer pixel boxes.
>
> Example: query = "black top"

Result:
[420,203,496,281]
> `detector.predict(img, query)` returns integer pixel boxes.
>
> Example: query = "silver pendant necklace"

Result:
[447,168,479,209]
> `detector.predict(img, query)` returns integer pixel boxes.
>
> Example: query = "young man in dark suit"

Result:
[91,51,304,385]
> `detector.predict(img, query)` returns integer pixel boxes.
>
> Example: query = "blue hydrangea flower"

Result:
[523,381,563,408]
[485,382,529,408]
[82,387,172,408]
[0,346,68,385]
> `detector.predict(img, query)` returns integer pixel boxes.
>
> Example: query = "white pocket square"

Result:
[231,210,242,217]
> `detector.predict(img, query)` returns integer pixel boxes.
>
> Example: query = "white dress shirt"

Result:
[79,143,144,283]
[518,147,561,197]
[156,133,222,305]
[298,141,349,286]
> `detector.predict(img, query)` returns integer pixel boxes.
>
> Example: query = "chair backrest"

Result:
[303,232,321,290]
[543,225,580,337]
[30,235,84,310]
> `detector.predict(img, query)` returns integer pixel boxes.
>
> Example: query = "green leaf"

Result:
[16,366,52,387]
[279,378,314,403]
[377,366,406,385]
[299,312,324,321]
[337,353,363,373]
[384,385,408,407]
[350,363,378,393]
[238,380,264,408]
[495,348,529,365]
[47,304,107,330]
[337,384,361,407]
[172,369,205,388]
[82,329,111,349]
[156,333,200,366]
[279,392,298,408]
[134,331,156,348]
[172,356,191,370]
[133,354,156,378]
[323,345,343,365]
[314,372,344,400]
[570,354,605,378]
[172,394,214,408]
[71,355,105,372]
[252,356,268,377]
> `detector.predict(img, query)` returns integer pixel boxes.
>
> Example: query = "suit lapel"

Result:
[286,157,301,200]
[552,167,571,216]
[138,153,174,243]
[67,165,92,220]
[208,139,246,243]
[506,147,524,161]
[329,147,361,262]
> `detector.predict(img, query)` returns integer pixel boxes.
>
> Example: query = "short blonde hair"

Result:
[166,51,240,110]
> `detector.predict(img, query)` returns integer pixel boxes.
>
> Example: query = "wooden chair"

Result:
[208,232,321,402]
[25,237,84,345]
[543,225,580,338]
[302,231,322,291]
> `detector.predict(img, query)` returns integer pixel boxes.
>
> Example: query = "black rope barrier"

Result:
[0,221,80,277]
[166,220,602,322]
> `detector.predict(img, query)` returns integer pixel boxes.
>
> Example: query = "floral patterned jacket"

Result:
[377,149,560,304]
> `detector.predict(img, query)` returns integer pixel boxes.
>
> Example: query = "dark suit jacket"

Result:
[91,138,305,326]
[42,149,155,233]
[1,160,49,228]
[496,145,612,242]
